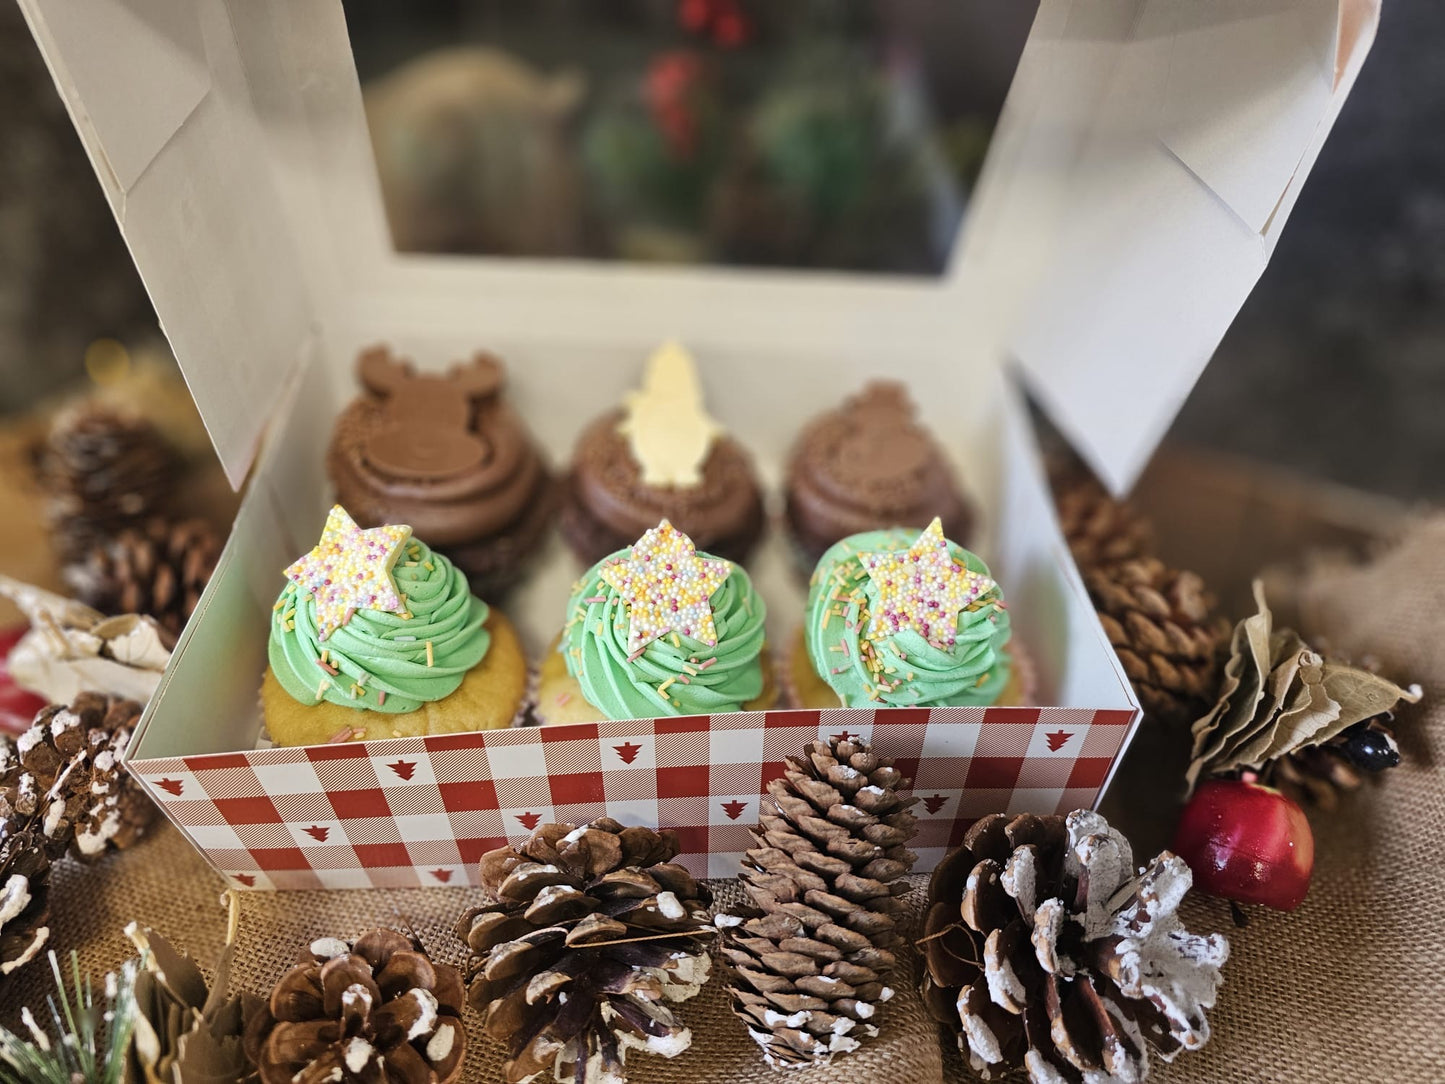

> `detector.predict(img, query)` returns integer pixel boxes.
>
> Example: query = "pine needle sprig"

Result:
[0,950,140,1084]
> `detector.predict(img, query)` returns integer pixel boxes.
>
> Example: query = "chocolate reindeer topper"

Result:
[358,346,504,480]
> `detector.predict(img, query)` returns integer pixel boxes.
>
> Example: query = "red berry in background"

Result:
[0,624,46,736]
[1172,775,1315,911]
[646,51,705,160]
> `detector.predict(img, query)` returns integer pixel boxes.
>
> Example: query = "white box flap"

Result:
[20,0,320,488]
[19,0,1376,493]
[1008,0,1377,492]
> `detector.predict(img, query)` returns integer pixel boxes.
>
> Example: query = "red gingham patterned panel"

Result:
[128,705,1139,891]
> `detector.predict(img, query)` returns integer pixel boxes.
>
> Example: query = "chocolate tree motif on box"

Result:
[0,692,155,861]
[920,810,1228,1083]
[454,819,713,1084]
[243,928,466,1084]
[717,736,919,1068]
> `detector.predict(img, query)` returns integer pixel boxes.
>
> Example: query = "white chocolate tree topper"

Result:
[617,341,724,488]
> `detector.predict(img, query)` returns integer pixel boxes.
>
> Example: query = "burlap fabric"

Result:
[6,518,1445,1082]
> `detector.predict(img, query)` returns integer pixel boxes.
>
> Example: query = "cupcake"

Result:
[785,381,974,568]
[559,341,765,567]
[787,518,1015,709]
[327,346,555,598]
[260,506,527,745]
[536,519,777,723]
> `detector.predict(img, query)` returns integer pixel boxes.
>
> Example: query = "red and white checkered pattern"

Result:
[127,705,1137,891]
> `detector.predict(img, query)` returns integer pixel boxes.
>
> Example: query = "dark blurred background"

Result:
[1,1,1440,500]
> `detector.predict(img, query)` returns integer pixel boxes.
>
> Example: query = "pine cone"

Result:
[718,737,919,1068]
[0,692,156,860]
[39,401,177,562]
[455,819,713,1084]
[921,810,1228,1083]
[1085,558,1227,728]
[1055,479,1154,573]
[63,517,219,637]
[0,816,51,979]
[243,928,467,1084]
[1264,714,1399,811]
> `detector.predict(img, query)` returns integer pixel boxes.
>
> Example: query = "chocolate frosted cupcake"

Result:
[559,342,764,567]
[328,346,555,597]
[537,519,777,723]
[787,518,1015,709]
[785,381,974,568]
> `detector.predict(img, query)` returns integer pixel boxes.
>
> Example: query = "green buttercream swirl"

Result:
[805,527,1011,708]
[562,548,767,718]
[268,538,489,714]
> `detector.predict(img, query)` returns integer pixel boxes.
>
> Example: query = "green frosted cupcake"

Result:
[790,517,1012,708]
[537,519,777,723]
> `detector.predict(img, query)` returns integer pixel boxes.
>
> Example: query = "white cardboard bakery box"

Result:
[20,0,1376,889]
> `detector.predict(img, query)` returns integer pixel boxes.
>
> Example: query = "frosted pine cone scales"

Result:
[243,928,467,1084]
[718,737,919,1068]
[0,692,155,860]
[921,810,1228,1083]
[455,819,713,1084]
[0,818,51,978]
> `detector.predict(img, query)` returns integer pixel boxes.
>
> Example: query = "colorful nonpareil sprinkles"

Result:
[283,505,412,641]
[857,517,995,648]
[597,519,732,655]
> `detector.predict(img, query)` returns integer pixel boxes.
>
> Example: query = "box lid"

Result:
[19,0,1376,492]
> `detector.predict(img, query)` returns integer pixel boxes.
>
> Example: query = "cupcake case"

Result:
[21,0,1372,888]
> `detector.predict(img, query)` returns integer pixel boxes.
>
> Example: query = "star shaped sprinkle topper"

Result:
[859,517,995,647]
[283,505,412,640]
[598,520,732,655]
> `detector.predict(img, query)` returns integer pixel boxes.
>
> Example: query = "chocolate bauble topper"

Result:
[832,381,933,483]
[616,341,724,488]
[358,345,504,480]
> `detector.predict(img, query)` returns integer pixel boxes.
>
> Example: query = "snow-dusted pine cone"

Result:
[921,810,1228,1083]
[243,928,467,1084]
[39,401,177,562]
[0,692,156,860]
[1085,558,1227,728]
[455,819,713,1084]
[718,737,918,1068]
[0,816,51,979]
[63,517,219,637]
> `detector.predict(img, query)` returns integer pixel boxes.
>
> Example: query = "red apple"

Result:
[0,624,46,736]
[1172,776,1315,911]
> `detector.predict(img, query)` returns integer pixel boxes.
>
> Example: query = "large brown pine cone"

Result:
[39,401,177,562]
[1085,557,1227,728]
[63,517,219,637]
[1054,479,1154,573]
[921,810,1228,1083]
[455,819,713,1084]
[0,692,156,860]
[718,737,919,1068]
[243,928,467,1084]
[0,817,52,979]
